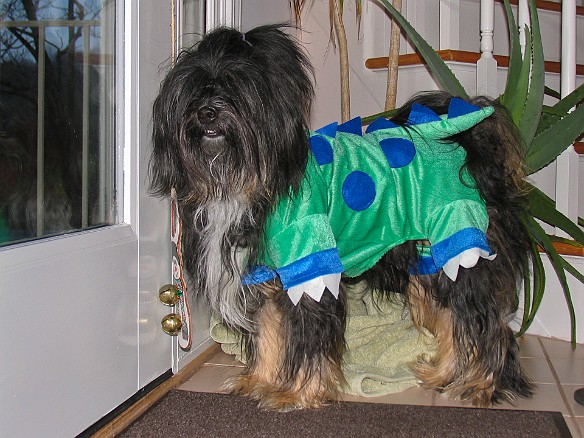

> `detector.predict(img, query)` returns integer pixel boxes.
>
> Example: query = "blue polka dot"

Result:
[380,138,416,168]
[342,171,376,211]
[309,135,334,166]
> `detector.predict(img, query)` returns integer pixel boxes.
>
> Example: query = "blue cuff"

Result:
[242,265,278,285]
[430,228,492,269]
[277,248,344,290]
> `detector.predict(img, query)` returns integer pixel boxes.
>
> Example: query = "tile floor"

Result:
[179,335,584,437]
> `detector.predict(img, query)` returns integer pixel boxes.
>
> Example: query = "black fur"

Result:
[150,25,533,409]
[359,92,533,404]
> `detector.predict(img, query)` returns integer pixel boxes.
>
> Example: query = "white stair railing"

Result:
[477,0,497,96]
[474,0,580,236]
[556,0,579,236]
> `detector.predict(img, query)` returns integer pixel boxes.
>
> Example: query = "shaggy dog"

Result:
[150,24,533,410]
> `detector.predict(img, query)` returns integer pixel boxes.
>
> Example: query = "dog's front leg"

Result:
[229,283,347,411]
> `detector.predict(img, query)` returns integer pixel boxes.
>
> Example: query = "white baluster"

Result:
[555,0,579,236]
[476,0,497,96]
[439,0,460,50]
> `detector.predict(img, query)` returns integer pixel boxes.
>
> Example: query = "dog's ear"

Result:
[242,24,315,194]
[149,81,188,197]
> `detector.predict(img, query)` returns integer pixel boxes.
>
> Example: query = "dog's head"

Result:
[150,24,314,204]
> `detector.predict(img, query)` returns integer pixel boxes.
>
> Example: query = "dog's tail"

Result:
[456,94,531,280]
[391,91,531,283]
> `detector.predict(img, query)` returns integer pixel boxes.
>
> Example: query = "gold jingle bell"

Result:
[158,284,181,306]
[161,313,182,336]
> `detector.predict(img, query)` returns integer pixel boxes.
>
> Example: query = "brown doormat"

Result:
[118,390,571,438]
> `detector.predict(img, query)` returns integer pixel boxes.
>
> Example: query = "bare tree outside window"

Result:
[0,0,116,246]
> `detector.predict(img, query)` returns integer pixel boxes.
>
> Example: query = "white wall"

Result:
[240,0,290,30]
[298,0,391,127]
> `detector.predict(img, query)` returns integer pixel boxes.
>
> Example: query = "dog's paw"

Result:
[224,373,333,411]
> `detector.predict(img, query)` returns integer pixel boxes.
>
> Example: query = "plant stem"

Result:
[333,0,351,122]
[385,0,402,111]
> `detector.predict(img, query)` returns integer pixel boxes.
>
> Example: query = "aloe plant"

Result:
[375,0,583,345]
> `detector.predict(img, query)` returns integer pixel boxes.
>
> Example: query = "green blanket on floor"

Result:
[210,283,436,397]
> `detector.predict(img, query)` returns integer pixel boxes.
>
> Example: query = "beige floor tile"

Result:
[432,393,478,409]
[204,350,244,367]
[550,359,584,385]
[564,416,583,438]
[575,416,584,438]
[517,334,545,358]
[562,385,584,418]
[520,357,556,384]
[338,385,435,406]
[540,337,584,360]
[496,383,569,415]
[178,364,243,393]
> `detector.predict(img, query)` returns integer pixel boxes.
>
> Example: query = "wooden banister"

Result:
[365,49,584,76]
[496,0,584,16]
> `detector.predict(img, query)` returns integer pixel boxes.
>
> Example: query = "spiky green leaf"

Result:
[526,217,577,345]
[551,82,584,113]
[544,86,561,100]
[518,0,546,145]
[526,103,584,172]
[362,108,398,125]
[500,0,523,108]
[562,258,584,285]
[517,240,545,337]
[527,185,584,245]
[505,27,532,124]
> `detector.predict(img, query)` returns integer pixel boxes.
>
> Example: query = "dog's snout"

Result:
[197,106,218,124]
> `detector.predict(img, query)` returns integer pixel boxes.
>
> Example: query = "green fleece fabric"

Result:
[242,100,496,306]
[210,282,436,397]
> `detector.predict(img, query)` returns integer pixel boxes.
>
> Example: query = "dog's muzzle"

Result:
[197,106,221,138]
[196,105,228,155]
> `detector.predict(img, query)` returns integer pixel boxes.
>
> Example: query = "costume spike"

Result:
[315,121,339,138]
[365,117,398,134]
[447,97,481,119]
[337,117,363,136]
[407,103,441,125]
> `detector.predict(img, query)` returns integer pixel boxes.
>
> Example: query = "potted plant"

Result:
[294,0,584,345]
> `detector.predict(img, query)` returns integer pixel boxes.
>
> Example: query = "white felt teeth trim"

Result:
[442,248,497,281]
[287,273,342,306]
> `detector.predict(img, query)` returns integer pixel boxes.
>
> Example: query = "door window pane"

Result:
[0,0,116,246]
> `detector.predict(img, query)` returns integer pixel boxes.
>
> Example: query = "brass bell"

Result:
[161,313,182,336]
[158,284,181,306]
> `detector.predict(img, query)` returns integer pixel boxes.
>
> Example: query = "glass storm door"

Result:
[0,1,188,436]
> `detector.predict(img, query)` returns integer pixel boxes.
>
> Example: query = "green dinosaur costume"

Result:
[243,98,496,305]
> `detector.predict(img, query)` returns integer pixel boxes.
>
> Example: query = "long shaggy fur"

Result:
[150,24,534,410]
[151,24,314,330]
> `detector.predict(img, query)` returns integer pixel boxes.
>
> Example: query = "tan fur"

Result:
[227,284,344,410]
[407,278,495,407]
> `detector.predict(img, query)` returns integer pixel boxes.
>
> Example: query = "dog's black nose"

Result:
[197,106,218,124]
